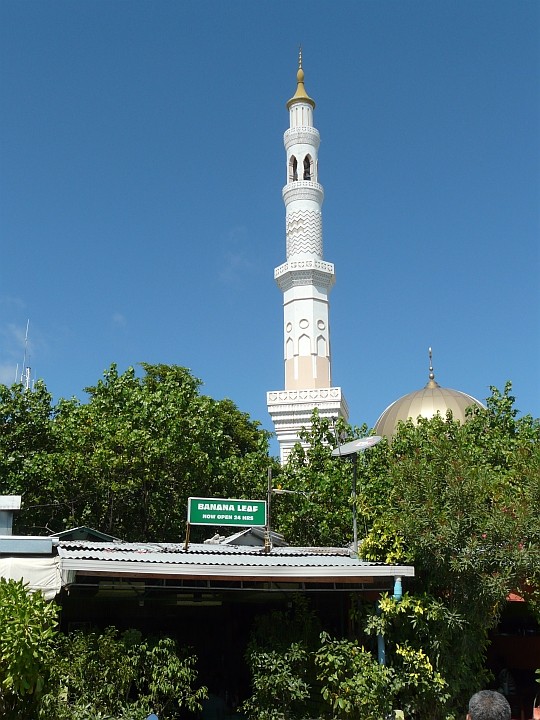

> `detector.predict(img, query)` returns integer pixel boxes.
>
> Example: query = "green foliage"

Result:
[0,578,59,720]
[243,596,322,720]
[315,632,393,720]
[243,625,449,720]
[360,384,539,715]
[391,643,449,719]
[137,634,207,716]
[248,595,322,653]
[273,412,367,547]
[1,367,538,720]
[41,628,141,717]
[357,384,540,713]
[45,705,146,720]
[0,363,275,540]
[0,381,57,526]
[243,596,450,720]
[40,627,207,720]
[270,384,539,718]
[242,642,311,720]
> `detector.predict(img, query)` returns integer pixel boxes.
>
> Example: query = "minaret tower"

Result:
[267,52,348,463]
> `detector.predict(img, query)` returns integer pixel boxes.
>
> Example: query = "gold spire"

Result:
[426,347,440,388]
[286,47,315,109]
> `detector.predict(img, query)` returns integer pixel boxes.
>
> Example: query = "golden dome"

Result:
[374,349,484,438]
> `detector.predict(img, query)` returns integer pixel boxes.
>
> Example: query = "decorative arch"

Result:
[303,154,314,181]
[286,337,294,360]
[316,335,327,357]
[289,156,298,182]
[298,334,311,355]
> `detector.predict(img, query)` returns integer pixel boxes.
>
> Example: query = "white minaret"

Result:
[267,52,348,463]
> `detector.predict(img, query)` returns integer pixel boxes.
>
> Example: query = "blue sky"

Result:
[1,1,539,454]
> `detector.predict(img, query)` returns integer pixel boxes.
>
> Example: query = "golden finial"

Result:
[287,47,315,109]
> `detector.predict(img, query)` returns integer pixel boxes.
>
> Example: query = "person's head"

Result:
[467,690,511,720]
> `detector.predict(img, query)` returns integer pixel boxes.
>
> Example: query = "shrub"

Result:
[0,578,59,720]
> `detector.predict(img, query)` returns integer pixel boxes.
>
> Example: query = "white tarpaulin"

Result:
[0,556,62,600]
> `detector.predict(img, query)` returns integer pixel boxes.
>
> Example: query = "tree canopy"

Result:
[0,363,274,541]
[1,367,538,717]
[271,383,540,716]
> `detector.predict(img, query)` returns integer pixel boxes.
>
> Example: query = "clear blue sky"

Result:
[1,1,539,454]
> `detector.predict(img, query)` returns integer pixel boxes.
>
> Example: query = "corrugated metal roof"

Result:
[56,540,414,581]
[58,540,352,559]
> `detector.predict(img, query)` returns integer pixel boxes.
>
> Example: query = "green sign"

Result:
[188,497,267,527]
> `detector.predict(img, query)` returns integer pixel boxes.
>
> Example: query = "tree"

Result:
[242,642,311,720]
[0,580,207,720]
[242,602,448,720]
[273,384,540,718]
[271,412,366,547]
[0,381,56,500]
[40,627,207,720]
[314,632,394,720]
[0,579,59,720]
[0,363,275,540]
[242,596,322,720]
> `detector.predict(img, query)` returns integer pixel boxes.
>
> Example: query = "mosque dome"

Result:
[374,350,484,438]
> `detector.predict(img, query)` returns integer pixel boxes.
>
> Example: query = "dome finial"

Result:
[298,46,303,70]
[427,346,439,388]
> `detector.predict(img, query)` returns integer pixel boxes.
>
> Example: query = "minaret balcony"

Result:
[284,126,320,151]
[274,259,335,292]
[282,181,324,207]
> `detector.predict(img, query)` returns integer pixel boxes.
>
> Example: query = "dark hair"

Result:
[468,690,511,720]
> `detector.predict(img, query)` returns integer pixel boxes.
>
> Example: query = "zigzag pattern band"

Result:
[286,210,322,257]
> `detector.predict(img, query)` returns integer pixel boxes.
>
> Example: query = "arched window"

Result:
[303,155,313,181]
[289,156,298,182]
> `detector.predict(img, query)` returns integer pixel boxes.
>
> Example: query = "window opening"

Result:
[289,156,298,182]
[303,155,312,181]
